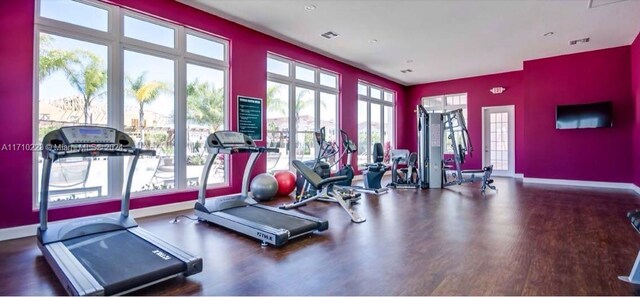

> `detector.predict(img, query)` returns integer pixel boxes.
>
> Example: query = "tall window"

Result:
[422,93,468,154]
[35,0,229,206]
[266,54,339,172]
[357,82,395,169]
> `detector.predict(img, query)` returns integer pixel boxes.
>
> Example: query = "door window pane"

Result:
[489,112,509,170]
[295,65,315,83]
[124,15,175,48]
[40,0,108,32]
[295,87,316,161]
[358,100,369,165]
[320,73,337,88]
[267,57,289,76]
[124,50,175,192]
[186,64,226,187]
[186,34,224,61]
[267,81,290,172]
[37,33,109,202]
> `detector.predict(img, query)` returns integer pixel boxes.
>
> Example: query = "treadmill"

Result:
[38,126,202,296]
[195,131,328,247]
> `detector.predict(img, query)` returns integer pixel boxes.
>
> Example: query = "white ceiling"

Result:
[181,0,640,86]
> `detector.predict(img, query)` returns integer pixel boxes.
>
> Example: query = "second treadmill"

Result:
[195,131,328,246]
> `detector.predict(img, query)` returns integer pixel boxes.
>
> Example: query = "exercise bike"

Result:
[335,129,389,195]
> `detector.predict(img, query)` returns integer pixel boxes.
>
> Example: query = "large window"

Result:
[357,82,395,170]
[35,0,228,205]
[422,93,468,154]
[266,54,339,172]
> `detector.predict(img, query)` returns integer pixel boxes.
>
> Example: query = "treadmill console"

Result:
[207,131,256,148]
[60,126,117,144]
[41,126,141,158]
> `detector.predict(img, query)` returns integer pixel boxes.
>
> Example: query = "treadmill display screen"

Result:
[217,132,246,144]
[79,128,102,135]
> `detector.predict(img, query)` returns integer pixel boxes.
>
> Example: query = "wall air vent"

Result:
[321,31,339,39]
[400,69,413,73]
[569,37,590,45]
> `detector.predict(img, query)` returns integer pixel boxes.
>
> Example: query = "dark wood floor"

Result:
[2,178,640,295]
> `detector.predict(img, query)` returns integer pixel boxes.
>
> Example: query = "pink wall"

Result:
[523,47,632,182]
[633,33,640,186]
[0,0,405,228]
[403,71,524,172]
[403,46,633,182]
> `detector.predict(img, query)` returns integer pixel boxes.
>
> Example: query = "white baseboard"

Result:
[523,177,640,194]
[0,200,195,242]
[514,173,524,179]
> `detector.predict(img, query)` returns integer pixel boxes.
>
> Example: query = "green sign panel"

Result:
[237,96,263,141]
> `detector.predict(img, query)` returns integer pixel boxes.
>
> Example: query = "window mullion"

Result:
[108,6,124,200]
[174,25,187,190]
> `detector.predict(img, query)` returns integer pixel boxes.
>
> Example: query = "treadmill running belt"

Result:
[223,206,319,236]
[63,229,186,295]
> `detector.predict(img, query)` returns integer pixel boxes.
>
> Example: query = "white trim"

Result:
[523,177,640,194]
[514,173,524,179]
[0,200,195,242]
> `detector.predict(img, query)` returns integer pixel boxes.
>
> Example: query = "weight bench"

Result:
[619,210,640,284]
[281,160,366,223]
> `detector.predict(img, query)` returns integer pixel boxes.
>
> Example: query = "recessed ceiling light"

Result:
[406,59,414,63]
[305,4,316,11]
[369,39,378,44]
[543,32,554,37]
[401,69,413,73]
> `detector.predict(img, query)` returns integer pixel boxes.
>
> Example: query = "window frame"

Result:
[357,81,395,169]
[33,0,230,209]
[266,53,340,171]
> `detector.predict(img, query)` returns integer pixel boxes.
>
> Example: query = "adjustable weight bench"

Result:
[281,160,366,223]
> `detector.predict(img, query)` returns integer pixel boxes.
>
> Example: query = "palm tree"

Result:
[38,34,79,82]
[126,72,169,146]
[61,51,107,124]
[186,79,224,131]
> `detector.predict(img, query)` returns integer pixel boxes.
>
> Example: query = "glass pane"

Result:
[460,94,467,105]
[371,104,381,151]
[425,96,443,108]
[124,50,175,192]
[320,92,337,143]
[358,84,367,96]
[267,57,289,76]
[37,33,109,202]
[320,73,337,88]
[124,15,174,48]
[295,65,315,83]
[40,0,108,32]
[186,64,226,187]
[489,112,509,170]
[295,87,316,161]
[186,34,224,61]
[358,100,369,166]
[383,106,394,163]
[266,81,290,172]
[384,91,393,102]
[370,88,381,99]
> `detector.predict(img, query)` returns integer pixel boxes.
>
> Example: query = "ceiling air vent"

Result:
[569,37,590,45]
[401,69,413,73]
[321,31,339,39]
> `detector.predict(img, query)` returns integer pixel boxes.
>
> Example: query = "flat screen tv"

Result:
[556,101,613,129]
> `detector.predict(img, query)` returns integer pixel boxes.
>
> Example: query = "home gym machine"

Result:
[416,105,496,193]
[619,209,640,284]
[195,131,328,247]
[38,126,202,296]
[386,149,420,189]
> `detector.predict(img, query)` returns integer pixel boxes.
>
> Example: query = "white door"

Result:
[482,105,515,177]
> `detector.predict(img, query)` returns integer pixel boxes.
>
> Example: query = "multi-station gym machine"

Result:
[408,105,496,193]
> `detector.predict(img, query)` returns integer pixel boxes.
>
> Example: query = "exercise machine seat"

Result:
[292,160,348,190]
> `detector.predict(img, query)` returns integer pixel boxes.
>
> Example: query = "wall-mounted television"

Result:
[556,101,613,129]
